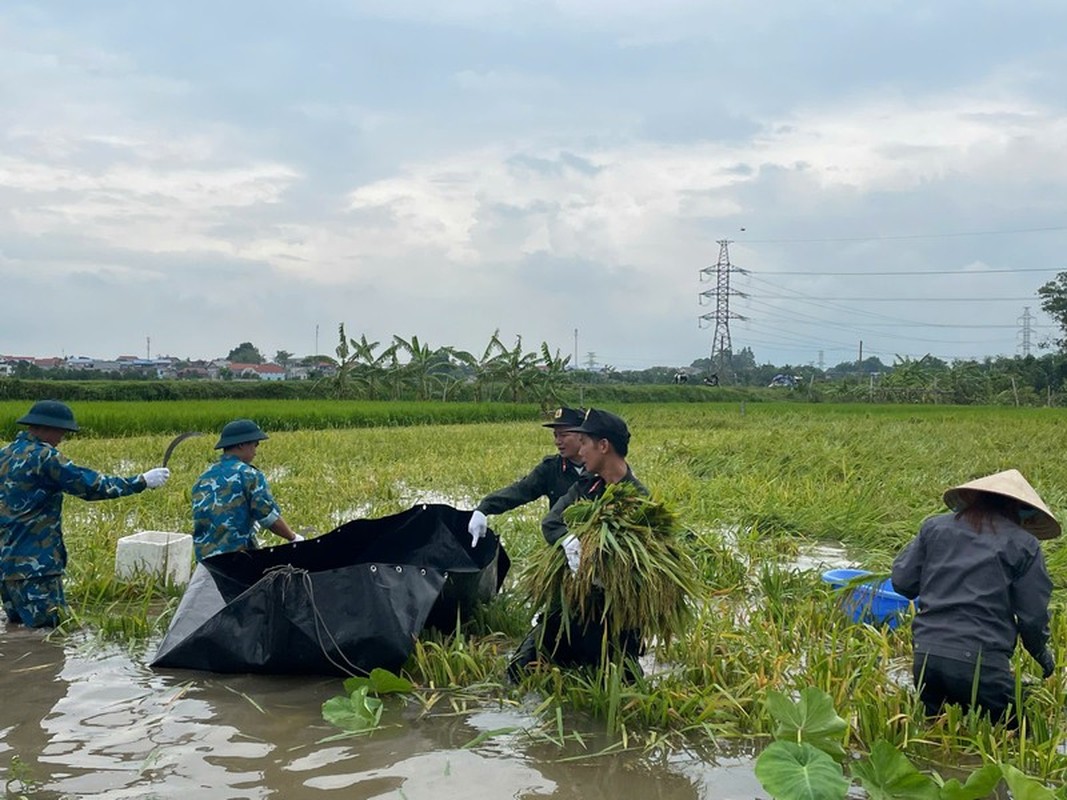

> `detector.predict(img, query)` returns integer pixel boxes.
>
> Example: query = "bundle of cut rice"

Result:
[521,482,700,646]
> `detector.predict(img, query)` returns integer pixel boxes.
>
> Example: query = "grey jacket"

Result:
[891,512,1053,670]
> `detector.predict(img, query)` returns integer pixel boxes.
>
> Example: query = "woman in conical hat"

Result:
[891,469,1058,725]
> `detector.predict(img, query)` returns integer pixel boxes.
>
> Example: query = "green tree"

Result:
[274,350,294,367]
[484,333,539,402]
[392,335,455,401]
[324,324,397,399]
[531,343,574,409]
[226,342,264,364]
[1038,271,1067,350]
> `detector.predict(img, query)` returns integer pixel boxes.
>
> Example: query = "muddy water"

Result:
[0,624,764,799]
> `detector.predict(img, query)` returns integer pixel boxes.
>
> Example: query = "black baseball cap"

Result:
[565,408,630,452]
[542,406,585,428]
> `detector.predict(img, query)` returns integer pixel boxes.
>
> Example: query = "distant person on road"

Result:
[891,469,1058,725]
[466,407,586,548]
[191,419,300,561]
[0,400,170,628]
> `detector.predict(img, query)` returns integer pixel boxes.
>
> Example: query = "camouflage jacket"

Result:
[476,455,583,517]
[0,431,146,580]
[191,454,281,561]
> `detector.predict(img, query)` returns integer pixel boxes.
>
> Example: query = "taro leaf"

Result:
[1000,764,1056,800]
[342,668,414,697]
[766,688,848,760]
[322,686,384,732]
[938,764,1002,800]
[754,740,849,800]
[850,740,939,800]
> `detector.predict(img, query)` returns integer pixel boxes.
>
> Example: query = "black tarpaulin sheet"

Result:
[151,504,509,676]
[327,503,510,630]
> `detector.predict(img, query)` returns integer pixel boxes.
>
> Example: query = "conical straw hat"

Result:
[943,469,1060,540]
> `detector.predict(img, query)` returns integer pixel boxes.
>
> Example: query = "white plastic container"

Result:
[115,530,193,586]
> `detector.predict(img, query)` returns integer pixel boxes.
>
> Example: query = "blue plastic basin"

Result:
[821,568,913,629]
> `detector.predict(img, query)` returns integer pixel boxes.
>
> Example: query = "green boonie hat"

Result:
[542,407,585,428]
[17,400,80,431]
[215,419,269,449]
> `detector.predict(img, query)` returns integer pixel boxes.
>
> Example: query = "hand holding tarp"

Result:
[561,534,581,574]
[468,510,488,547]
[142,467,170,489]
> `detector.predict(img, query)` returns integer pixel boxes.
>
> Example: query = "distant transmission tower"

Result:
[1018,306,1034,357]
[698,240,747,377]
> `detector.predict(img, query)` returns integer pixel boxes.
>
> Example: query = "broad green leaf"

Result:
[939,764,1002,800]
[765,688,848,760]
[322,686,384,732]
[1001,764,1056,800]
[755,741,849,800]
[342,675,371,695]
[851,740,938,800]
[369,668,414,695]
[341,668,413,697]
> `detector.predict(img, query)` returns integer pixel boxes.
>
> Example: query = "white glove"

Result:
[141,467,170,489]
[291,534,305,542]
[468,510,488,547]
[561,534,581,574]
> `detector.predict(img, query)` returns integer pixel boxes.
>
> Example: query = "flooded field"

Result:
[0,622,764,799]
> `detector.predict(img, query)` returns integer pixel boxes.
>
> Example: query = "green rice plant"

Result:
[8,402,1067,784]
[0,399,542,439]
[405,631,509,689]
[520,483,702,646]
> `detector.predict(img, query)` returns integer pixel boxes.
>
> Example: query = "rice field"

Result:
[10,400,1067,786]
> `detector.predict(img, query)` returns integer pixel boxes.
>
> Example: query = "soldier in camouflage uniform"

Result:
[191,419,300,562]
[466,407,586,548]
[0,400,171,628]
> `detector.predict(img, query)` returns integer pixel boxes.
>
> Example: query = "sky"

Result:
[3,1,1067,371]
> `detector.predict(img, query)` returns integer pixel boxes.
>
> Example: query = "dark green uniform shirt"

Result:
[475,454,583,517]
[541,466,646,545]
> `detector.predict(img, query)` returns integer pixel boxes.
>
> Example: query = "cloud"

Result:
[2,1,1067,367]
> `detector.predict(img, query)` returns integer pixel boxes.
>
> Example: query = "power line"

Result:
[753,295,1037,302]
[752,266,1064,276]
[740,225,1067,245]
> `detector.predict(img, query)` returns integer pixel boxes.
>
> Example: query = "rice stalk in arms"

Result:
[521,482,702,646]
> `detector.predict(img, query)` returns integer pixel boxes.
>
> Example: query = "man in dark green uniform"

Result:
[510,408,646,678]
[467,407,585,547]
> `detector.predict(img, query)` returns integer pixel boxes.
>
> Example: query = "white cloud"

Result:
[2,1,1066,365]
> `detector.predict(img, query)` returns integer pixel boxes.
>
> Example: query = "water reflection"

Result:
[0,621,762,799]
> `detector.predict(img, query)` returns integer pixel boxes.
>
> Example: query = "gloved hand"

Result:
[561,534,581,574]
[468,510,488,547]
[141,467,170,489]
[1038,647,1056,679]
[291,534,305,543]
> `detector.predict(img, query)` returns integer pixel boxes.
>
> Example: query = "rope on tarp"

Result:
[262,564,366,677]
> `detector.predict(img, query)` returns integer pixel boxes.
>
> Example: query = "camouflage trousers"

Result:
[1,575,66,628]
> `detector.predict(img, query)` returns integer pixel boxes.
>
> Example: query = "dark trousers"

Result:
[509,605,642,680]
[913,652,1018,725]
